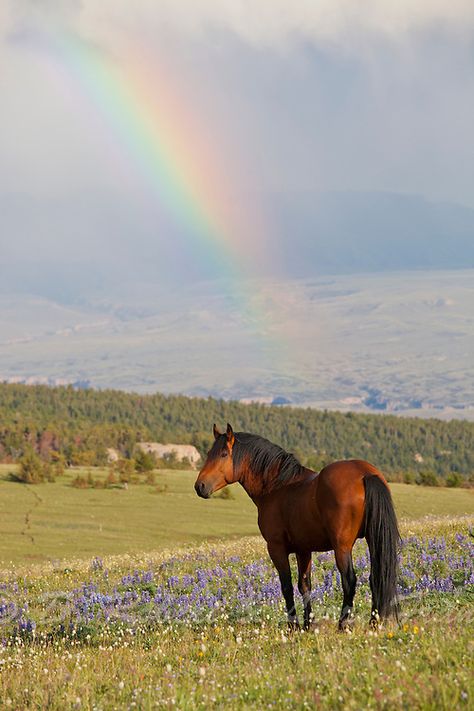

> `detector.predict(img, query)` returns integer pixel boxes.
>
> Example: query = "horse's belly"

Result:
[283,496,331,552]
[286,514,332,552]
[257,484,331,552]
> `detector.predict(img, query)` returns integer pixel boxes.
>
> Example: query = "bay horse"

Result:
[195,424,400,631]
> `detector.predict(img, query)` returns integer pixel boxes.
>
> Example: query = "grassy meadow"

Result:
[0,464,473,566]
[0,465,473,709]
[0,465,259,567]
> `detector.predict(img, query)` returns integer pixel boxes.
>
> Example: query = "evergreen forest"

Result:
[0,383,472,484]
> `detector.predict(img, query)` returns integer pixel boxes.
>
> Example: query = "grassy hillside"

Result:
[0,516,472,709]
[0,464,473,566]
[1,383,473,479]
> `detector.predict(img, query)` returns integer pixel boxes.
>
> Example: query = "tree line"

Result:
[0,383,473,484]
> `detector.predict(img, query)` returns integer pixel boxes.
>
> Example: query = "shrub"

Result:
[134,449,156,473]
[446,472,463,488]
[71,471,104,489]
[385,470,404,483]
[16,450,53,484]
[416,470,440,487]
[106,471,118,488]
[19,452,43,483]
[146,471,156,485]
[73,450,98,467]
[50,451,66,468]
[106,458,138,484]
[53,461,65,477]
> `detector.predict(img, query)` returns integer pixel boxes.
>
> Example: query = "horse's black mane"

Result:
[212,432,304,483]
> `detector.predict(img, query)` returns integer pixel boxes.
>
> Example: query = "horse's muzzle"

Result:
[194,480,211,499]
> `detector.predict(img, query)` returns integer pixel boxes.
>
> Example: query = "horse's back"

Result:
[318,459,386,488]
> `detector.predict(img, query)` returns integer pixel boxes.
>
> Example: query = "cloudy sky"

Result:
[1,1,474,294]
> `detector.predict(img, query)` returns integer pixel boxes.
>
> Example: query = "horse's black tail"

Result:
[364,475,400,620]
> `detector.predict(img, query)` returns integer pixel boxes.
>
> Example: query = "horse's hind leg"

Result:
[267,542,299,630]
[296,551,312,630]
[334,547,357,631]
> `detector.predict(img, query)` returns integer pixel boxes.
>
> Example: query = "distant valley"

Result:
[1,269,473,419]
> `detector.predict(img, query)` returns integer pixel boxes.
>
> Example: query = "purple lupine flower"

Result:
[0,532,472,639]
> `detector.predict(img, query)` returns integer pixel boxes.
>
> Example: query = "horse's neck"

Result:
[239,464,317,500]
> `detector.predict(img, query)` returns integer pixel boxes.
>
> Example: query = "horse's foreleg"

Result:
[296,551,312,630]
[267,542,299,630]
[334,547,357,631]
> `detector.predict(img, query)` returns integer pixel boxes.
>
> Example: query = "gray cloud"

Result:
[132,0,474,48]
[1,0,473,299]
[4,1,474,51]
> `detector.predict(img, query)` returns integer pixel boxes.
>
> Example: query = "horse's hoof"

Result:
[369,610,380,630]
[287,619,301,634]
[338,606,354,632]
[338,618,354,633]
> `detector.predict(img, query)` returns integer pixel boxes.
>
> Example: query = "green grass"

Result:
[0,518,472,710]
[0,464,473,565]
[390,481,474,518]
[0,466,257,566]
[1,595,472,710]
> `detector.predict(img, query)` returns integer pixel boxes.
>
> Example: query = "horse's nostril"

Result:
[194,478,213,498]
[195,480,206,496]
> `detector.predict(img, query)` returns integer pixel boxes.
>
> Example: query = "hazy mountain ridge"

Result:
[270,191,474,276]
[1,270,473,419]
[2,191,474,303]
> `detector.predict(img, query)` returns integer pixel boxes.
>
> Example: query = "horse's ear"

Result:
[213,424,222,440]
[226,423,235,447]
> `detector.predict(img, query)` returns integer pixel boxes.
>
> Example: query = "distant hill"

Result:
[0,270,472,413]
[0,383,473,481]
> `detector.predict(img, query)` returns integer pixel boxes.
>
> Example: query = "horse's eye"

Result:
[220,450,228,458]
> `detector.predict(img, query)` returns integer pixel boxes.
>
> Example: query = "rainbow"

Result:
[39,31,267,299]
[30,28,292,373]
